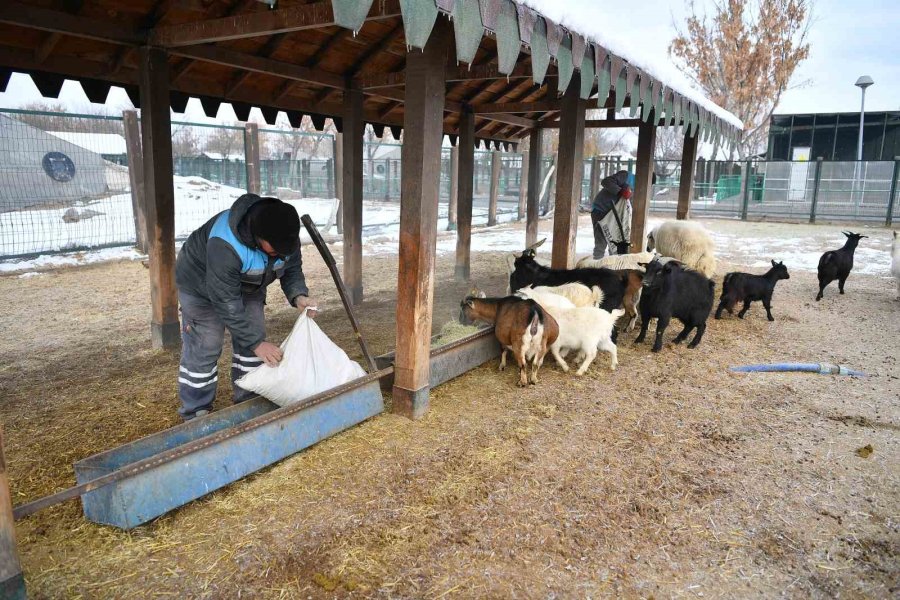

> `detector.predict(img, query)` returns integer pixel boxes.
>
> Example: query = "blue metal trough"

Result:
[375,327,501,391]
[74,375,385,529]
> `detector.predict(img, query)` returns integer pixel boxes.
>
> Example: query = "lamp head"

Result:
[855,75,874,90]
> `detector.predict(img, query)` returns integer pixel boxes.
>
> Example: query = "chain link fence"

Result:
[1,108,897,260]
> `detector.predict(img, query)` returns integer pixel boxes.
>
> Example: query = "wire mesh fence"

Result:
[1,107,898,260]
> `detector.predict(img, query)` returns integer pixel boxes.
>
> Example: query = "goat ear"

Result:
[466,299,475,308]
[477,291,486,298]
[771,259,777,267]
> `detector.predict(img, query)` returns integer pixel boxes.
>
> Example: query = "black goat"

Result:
[509,249,626,313]
[634,259,714,352]
[816,231,867,301]
[715,260,790,321]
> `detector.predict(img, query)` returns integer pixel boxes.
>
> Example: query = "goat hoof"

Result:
[651,346,661,353]
[688,342,700,349]
[768,316,775,322]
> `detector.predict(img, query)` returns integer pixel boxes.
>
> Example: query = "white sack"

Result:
[236,309,366,407]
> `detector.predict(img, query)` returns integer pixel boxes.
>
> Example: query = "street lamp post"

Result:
[853,76,874,205]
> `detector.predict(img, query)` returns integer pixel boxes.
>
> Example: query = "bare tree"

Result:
[670,0,812,159]
[204,124,243,159]
[654,126,685,161]
[172,125,201,158]
[14,101,121,133]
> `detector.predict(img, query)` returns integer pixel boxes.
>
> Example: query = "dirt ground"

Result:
[0,223,898,598]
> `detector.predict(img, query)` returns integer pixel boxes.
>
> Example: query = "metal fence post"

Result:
[740,159,752,221]
[886,157,900,227]
[243,122,261,194]
[809,157,824,224]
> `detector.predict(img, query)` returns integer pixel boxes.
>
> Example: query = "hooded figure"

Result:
[174,193,316,420]
[590,170,633,258]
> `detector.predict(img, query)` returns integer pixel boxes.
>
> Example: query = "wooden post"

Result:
[334,134,343,234]
[518,150,529,221]
[677,130,698,220]
[551,74,587,269]
[342,87,364,305]
[244,122,261,194]
[394,20,449,419]
[0,426,25,600]
[526,128,542,247]
[629,118,657,253]
[325,158,334,199]
[139,46,179,349]
[455,109,475,281]
[488,150,501,226]
[448,145,459,231]
[123,109,148,254]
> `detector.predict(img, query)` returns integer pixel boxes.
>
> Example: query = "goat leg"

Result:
[499,348,508,371]
[763,298,774,321]
[598,338,618,370]
[550,344,570,372]
[738,299,751,319]
[687,323,707,349]
[575,346,597,376]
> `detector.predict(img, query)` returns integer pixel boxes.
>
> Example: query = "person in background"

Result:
[590,170,633,258]
[174,193,318,420]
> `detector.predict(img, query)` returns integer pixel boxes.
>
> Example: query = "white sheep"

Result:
[576,251,657,271]
[646,221,717,278]
[892,230,900,298]
[541,304,624,375]
[521,282,604,308]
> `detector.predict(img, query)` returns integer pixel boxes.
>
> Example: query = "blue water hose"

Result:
[730,363,866,377]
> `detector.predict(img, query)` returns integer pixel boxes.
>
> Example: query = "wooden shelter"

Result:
[0,2,742,595]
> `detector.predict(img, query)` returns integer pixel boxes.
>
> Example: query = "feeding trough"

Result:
[375,326,501,391]
[73,375,385,529]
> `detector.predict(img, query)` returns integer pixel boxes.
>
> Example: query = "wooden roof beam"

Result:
[471,100,560,114]
[273,28,351,104]
[169,44,345,90]
[0,1,145,45]
[150,0,402,47]
[358,61,537,90]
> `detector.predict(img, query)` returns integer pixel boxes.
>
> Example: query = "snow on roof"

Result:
[47,131,128,155]
[516,1,743,130]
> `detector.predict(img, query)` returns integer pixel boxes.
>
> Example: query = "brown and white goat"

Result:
[460,296,559,387]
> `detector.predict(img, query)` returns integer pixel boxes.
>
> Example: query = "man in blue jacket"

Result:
[590,170,633,258]
[174,193,317,420]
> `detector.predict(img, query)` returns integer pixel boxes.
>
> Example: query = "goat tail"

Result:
[527,303,544,336]
[610,308,626,319]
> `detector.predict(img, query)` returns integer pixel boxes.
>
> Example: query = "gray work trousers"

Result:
[177,291,266,419]
[591,209,608,259]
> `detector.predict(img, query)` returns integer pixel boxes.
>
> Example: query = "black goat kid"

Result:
[715,260,790,321]
[634,260,715,352]
[816,231,867,301]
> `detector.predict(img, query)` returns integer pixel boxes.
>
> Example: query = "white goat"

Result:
[892,230,900,298]
[523,282,604,308]
[515,286,577,310]
[541,304,624,375]
[646,221,717,278]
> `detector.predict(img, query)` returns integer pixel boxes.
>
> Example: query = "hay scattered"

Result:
[432,321,482,347]
[2,234,898,598]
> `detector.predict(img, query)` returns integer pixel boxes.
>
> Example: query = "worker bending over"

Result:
[175,193,317,420]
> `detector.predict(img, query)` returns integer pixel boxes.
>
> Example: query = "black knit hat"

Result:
[252,199,300,256]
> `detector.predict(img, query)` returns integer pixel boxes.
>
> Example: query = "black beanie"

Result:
[252,199,300,256]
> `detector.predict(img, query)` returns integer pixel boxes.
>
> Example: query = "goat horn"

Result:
[525,237,547,251]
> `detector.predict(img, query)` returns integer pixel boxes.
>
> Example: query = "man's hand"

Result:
[294,295,318,318]
[253,341,283,367]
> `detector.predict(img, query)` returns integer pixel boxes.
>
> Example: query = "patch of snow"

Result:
[0,246,144,274]
[17,271,43,278]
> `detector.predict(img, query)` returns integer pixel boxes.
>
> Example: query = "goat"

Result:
[715,260,790,321]
[459,295,559,387]
[515,286,577,310]
[892,231,900,299]
[540,304,625,375]
[816,231,867,301]
[576,251,656,271]
[646,221,717,278]
[519,282,604,308]
[635,259,714,352]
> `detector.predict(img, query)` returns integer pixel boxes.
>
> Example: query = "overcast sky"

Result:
[0,0,896,120]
